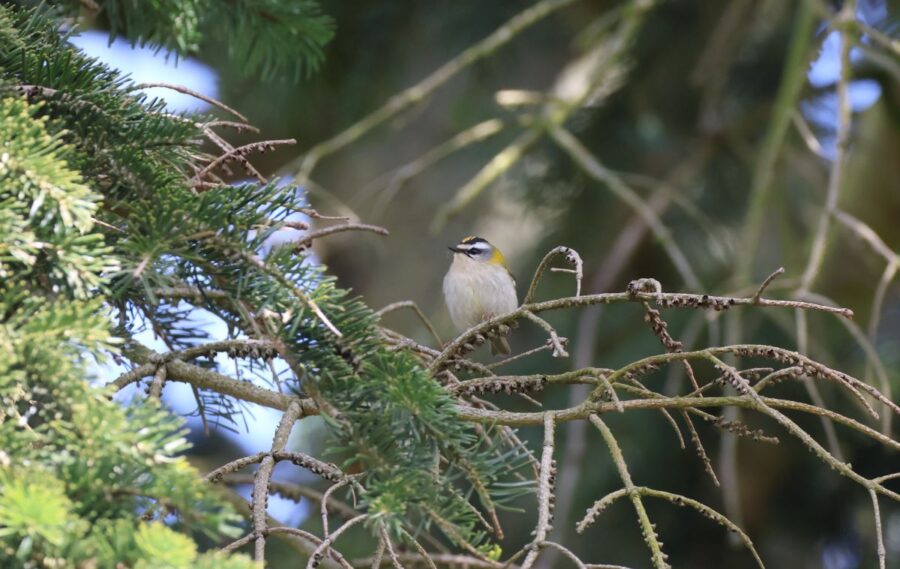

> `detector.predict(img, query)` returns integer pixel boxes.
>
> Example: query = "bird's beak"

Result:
[448,246,463,254]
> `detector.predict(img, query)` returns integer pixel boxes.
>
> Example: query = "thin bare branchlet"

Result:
[251,401,304,562]
[487,342,554,369]
[292,222,389,252]
[255,527,353,569]
[524,246,585,303]
[833,210,900,266]
[206,452,269,483]
[147,363,167,399]
[133,82,250,122]
[752,366,804,392]
[369,537,386,569]
[753,267,785,303]
[376,300,444,346]
[220,523,344,567]
[521,414,558,569]
[701,413,779,445]
[590,416,670,569]
[193,139,297,186]
[205,120,261,133]
[870,489,887,569]
[597,374,624,413]
[198,127,269,184]
[661,408,686,448]
[873,473,900,485]
[223,473,362,520]
[576,488,630,533]
[452,374,550,397]
[681,411,719,486]
[307,514,369,569]
[398,527,439,569]
[537,541,587,569]
[322,478,353,538]
[521,311,569,358]
[358,553,511,568]
[378,527,405,569]
[615,381,779,445]
[638,488,764,568]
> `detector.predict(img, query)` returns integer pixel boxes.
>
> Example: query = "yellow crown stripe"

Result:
[461,235,480,244]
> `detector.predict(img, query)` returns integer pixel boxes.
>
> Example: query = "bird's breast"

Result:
[443,260,517,331]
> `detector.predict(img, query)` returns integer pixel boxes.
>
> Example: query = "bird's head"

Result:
[448,236,508,267]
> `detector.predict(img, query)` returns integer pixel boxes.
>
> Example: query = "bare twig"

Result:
[537,541,586,569]
[521,414,557,569]
[253,401,303,562]
[147,363,167,399]
[524,246,584,303]
[521,311,569,358]
[193,139,296,184]
[132,82,249,121]
[306,514,368,569]
[590,416,669,569]
[398,527,439,569]
[870,489,887,569]
[293,223,389,251]
[753,267,785,303]
[638,488,763,568]
[322,478,353,538]
[376,300,444,348]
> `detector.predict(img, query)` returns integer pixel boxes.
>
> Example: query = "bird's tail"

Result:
[490,336,511,356]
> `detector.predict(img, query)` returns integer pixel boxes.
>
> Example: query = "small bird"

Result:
[443,236,518,355]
